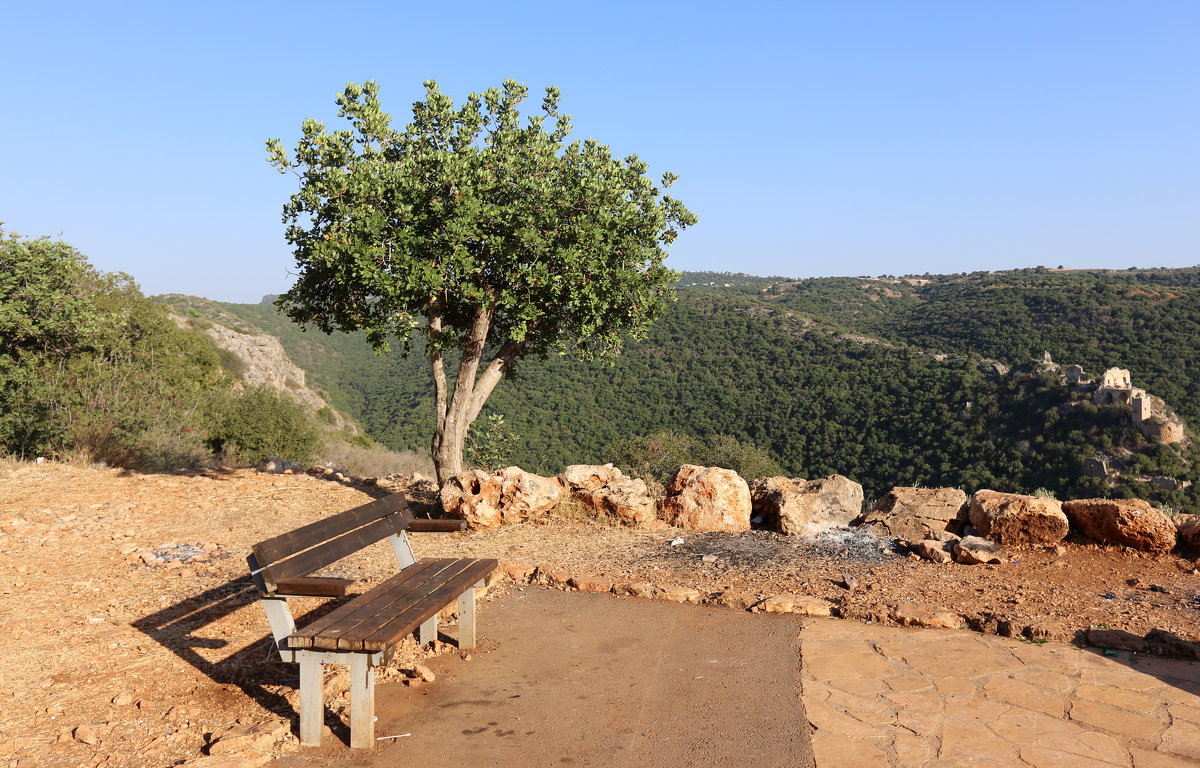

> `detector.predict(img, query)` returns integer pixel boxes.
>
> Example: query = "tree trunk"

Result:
[427,303,527,487]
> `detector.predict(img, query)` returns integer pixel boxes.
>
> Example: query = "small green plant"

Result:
[464,414,516,471]
[1032,488,1057,500]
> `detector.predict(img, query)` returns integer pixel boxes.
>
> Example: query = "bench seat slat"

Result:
[356,559,497,651]
[337,559,483,650]
[287,558,455,647]
[253,494,412,566]
[287,558,497,652]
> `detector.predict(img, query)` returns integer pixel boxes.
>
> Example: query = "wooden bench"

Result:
[247,494,497,748]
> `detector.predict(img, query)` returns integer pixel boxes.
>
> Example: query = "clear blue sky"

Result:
[3,1,1197,302]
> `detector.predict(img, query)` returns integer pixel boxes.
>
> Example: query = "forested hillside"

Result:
[157,267,1200,512]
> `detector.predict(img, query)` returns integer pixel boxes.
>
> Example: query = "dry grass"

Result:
[547,495,622,528]
[318,439,435,478]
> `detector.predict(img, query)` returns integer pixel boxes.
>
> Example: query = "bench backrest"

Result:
[250,494,415,594]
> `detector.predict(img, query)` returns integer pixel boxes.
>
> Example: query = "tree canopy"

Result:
[267,79,697,481]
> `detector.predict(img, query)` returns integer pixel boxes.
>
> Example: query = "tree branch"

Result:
[463,338,526,428]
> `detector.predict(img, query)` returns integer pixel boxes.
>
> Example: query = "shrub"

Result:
[209,386,319,466]
[606,430,783,484]
[465,414,517,471]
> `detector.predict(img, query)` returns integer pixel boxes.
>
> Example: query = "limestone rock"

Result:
[658,465,751,532]
[440,467,563,530]
[711,590,757,611]
[892,602,964,630]
[209,719,290,755]
[756,595,835,617]
[558,464,622,492]
[181,754,271,768]
[751,475,863,536]
[953,536,1005,565]
[1175,514,1200,547]
[560,465,656,527]
[1062,498,1178,552]
[73,726,99,745]
[858,487,969,540]
[968,490,1068,546]
[916,539,956,564]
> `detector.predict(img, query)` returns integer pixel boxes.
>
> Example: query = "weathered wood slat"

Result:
[273,576,356,597]
[253,494,413,567]
[356,559,497,651]
[287,559,455,648]
[407,519,467,533]
[333,560,481,650]
[262,514,409,590]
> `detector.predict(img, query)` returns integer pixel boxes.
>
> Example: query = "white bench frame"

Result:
[248,531,484,747]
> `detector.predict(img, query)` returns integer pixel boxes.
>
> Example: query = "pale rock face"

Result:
[752,475,864,536]
[559,464,623,493]
[658,464,751,532]
[858,487,969,540]
[1062,498,1178,552]
[953,535,1005,565]
[558,464,656,526]
[439,466,563,530]
[968,490,1069,546]
[1177,514,1200,547]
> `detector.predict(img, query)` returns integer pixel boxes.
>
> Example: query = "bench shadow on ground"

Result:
[131,574,468,748]
[131,577,358,742]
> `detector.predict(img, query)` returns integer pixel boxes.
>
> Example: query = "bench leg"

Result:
[420,615,438,647]
[298,655,323,746]
[349,653,375,748]
[457,583,478,650]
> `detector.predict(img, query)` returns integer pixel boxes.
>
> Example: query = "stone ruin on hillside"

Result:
[1089,366,1186,445]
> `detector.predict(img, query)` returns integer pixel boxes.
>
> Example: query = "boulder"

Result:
[968,490,1068,546]
[1062,498,1178,552]
[559,464,656,527]
[857,487,969,540]
[953,535,1005,565]
[752,475,863,536]
[440,466,563,530]
[1176,514,1200,547]
[658,465,751,532]
[559,464,623,492]
[916,538,956,564]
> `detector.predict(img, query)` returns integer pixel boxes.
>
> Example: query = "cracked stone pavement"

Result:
[799,617,1200,767]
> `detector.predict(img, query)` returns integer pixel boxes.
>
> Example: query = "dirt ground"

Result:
[1,459,1198,767]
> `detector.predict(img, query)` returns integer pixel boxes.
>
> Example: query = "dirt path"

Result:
[273,588,814,768]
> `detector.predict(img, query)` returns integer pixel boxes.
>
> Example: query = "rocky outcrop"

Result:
[1062,498,1178,552]
[968,490,1068,546]
[440,466,563,530]
[857,487,968,540]
[659,465,751,532]
[751,475,863,536]
[1175,514,1200,547]
[559,464,656,527]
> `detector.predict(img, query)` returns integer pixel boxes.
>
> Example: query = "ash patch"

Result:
[661,527,900,571]
[139,542,225,567]
[806,527,901,561]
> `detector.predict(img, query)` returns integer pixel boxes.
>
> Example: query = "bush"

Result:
[606,430,783,484]
[209,386,319,466]
[464,414,517,471]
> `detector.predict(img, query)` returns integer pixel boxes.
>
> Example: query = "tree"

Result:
[267,80,696,483]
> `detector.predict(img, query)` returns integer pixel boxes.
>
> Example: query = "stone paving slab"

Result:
[799,618,1200,768]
